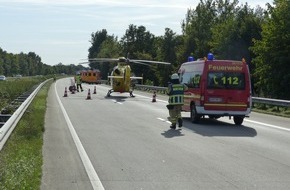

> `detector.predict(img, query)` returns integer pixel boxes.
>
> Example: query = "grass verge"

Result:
[0,80,52,190]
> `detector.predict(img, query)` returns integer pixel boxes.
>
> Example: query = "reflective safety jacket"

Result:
[75,75,82,84]
[167,83,187,105]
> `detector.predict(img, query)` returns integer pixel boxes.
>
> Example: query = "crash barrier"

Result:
[133,84,290,108]
[0,79,49,151]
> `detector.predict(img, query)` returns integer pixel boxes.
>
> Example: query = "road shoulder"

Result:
[41,83,93,190]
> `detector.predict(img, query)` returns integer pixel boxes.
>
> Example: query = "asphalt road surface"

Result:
[41,78,290,190]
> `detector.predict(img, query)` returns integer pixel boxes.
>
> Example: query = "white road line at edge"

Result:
[55,83,105,190]
[245,119,290,132]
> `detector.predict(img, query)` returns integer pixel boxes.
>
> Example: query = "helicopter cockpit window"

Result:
[180,71,201,88]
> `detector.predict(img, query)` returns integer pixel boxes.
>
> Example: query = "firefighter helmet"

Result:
[171,73,179,80]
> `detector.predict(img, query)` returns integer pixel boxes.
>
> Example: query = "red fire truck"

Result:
[178,53,252,125]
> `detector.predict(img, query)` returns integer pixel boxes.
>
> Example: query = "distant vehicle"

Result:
[15,74,22,78]
[80,69,101,84]
[178,53,252,125]
[0,75,6,81]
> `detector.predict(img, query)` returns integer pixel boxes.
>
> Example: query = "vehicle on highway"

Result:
[80,56,171,97]
[0,75,6,81]
[80,69,101,84]
[178,53,252,125]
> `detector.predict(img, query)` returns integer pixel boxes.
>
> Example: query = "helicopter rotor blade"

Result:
[87,58,119,62]
[108,76,124,79]
[79,61,91,65]
[130,59,171,65]
[79,58,120,65]
[128,60,151,66]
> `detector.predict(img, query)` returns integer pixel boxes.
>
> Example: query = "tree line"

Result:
[0,49,84,77]
[0,0,289,100]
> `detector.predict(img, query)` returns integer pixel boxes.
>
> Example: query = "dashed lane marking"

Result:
[157,117,171,124]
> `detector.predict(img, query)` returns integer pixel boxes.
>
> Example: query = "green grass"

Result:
[0,80,52,190]
[252,103,290,118]
[0,76,47,112]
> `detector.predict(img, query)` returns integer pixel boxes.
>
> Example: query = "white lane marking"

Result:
[55,83,105,190]
[134,93,168,103]
[157,117,171,124]
[111,100,123,104]
[245,119,290,132]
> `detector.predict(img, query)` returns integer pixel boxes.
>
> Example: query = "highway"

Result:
[41,78,290,190]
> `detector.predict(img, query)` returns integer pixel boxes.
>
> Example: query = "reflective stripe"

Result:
[169,95,184,105]
[168,84,185,105]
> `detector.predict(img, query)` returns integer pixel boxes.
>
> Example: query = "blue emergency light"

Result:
[207,53,214,60]
[188,56,195,62]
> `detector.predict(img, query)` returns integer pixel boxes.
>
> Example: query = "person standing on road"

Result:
[167,73,188,129]
[75,72,84,92]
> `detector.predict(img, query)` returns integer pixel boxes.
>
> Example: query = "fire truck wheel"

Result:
[190,105,200,123]
[234,116,244,125]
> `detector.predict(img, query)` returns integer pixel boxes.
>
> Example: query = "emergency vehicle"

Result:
[178,53,251,125]
[80,69,101,84]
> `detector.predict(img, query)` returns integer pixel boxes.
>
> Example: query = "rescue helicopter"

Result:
[80,56,171,97]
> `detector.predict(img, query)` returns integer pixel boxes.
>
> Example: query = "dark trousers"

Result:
[76,84,83,91]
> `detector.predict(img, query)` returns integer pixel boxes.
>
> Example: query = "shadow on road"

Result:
[161,128,185,138]
[104,95,128,103]
[181,117,257,137]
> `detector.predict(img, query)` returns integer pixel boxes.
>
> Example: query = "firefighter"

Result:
[75,72,84,92]
[167,73,188,129]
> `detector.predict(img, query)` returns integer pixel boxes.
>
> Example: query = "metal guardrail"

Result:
[135,84,167,94]
[252,97,290,107]
[134,84,290,108]
[0,80,48,151]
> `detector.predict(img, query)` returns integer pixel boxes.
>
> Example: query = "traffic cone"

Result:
[86,89,92,100]
[93,86,97,94]
[63,87,68,97]
[152,91,156,102]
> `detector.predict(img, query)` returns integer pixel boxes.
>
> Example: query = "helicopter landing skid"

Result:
[106,89,135,97]
[107,89,113,97]
[129,91,135,97]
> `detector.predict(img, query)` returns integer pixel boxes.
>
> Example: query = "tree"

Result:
[251,0,290,99]
[97,35,122,79]
[155,28,181,86]
[182,0,216,59]
[211,3,264,61]
[88,29,109,59]
[120,24,155,57]
[120,24,156,83]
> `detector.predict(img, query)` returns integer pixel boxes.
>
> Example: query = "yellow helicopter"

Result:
[80,56,170,97]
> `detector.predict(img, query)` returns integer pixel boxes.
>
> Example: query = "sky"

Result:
[0,0,271,66]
